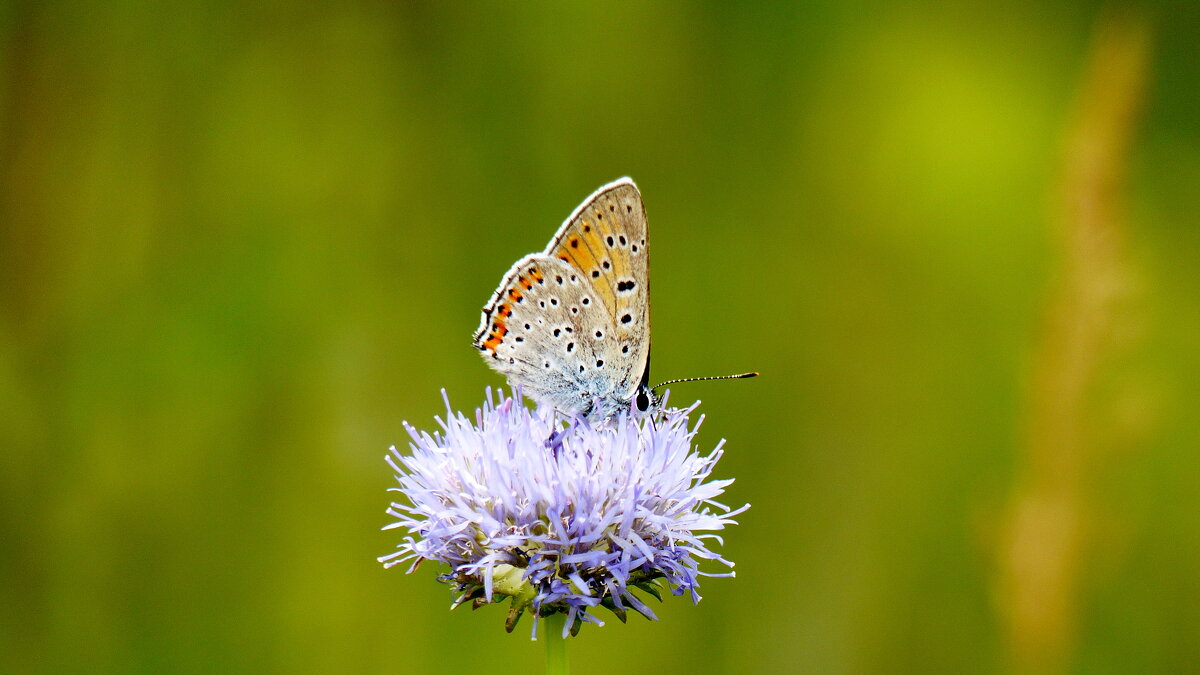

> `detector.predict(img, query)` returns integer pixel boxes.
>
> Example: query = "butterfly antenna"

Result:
[651,372,759,393]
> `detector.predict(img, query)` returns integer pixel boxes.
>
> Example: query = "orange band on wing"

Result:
[482,322,507,351]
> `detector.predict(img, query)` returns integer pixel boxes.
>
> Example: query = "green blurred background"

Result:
[2,2,1197,673]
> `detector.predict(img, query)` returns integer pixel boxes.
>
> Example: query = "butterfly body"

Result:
[473,178,654,418]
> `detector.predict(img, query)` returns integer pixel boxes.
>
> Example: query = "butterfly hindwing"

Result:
[474,255,616,411]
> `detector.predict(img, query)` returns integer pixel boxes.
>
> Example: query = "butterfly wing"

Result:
[474,178,651,416]
[473,255,617,412]
[543,179,650,409]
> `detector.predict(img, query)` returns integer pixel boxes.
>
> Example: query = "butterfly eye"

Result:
[635,391,651,412]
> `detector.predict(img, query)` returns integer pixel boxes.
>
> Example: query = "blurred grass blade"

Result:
[996,11,1152,674]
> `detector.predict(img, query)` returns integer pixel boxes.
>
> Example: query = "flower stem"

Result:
[542,613,569,675]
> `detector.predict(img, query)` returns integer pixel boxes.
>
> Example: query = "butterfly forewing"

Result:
[473,178,651,416]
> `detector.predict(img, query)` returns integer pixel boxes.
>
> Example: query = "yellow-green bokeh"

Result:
[1,2,1197,672]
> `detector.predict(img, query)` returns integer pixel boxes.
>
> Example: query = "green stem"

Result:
[542,613,569,675]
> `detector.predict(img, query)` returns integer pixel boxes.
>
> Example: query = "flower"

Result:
[379,388,748,638]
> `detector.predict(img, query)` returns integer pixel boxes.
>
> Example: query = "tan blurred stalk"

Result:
[995,12,1151,675]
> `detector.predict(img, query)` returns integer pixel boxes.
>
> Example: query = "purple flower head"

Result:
[379,388,748,638]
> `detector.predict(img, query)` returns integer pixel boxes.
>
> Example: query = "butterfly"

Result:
[473,178,655,418]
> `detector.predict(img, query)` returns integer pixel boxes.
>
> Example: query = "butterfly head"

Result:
[631,351,666,414]
[634,360,658,414]
[634,386,657,413]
